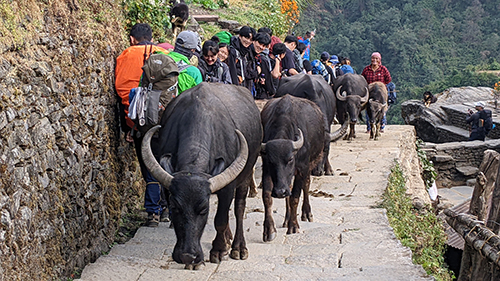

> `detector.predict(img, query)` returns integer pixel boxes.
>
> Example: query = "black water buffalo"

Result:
[333,73,369,141]
[275,73,346,176]
[367,82,388,140]
[260,95,348,241]
[141,83,262,268]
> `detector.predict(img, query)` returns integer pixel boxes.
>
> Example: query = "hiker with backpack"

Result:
[282,35,300,76]
[115,23,173,227]
[168,30,203,93]
[197,38,232,84]
[339,56,355,74]
[253,32,278,99]
[466,101,492,141]
[329,55,344,78]
[311,58,330,83]
[227,26,258,91]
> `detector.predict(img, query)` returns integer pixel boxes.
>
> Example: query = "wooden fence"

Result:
[444,149,500,280]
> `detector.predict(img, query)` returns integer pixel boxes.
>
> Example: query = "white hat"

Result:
[474,101,485,108]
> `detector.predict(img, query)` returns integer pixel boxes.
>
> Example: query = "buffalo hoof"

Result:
[230,247,248,260]
[287,224,300,234]
[184,262,205,270]
[323,167,334,176]
[311,167,324,176]
[301,212,313,222]
[209,250,228,264]
[263,230,277,242]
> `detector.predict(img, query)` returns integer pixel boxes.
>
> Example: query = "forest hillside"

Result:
[293,0,500,123]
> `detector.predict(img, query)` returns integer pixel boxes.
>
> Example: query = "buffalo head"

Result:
[141,125,248,267]
[260,129,303,198]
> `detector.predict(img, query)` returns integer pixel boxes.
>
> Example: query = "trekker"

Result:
[362,52,392,133]
[269,43,286,80]
[258,27,282,53]
[329,55,344,78]
[227,26,258,91]
[197,39,232,84]
[339,56,354,74]
[282,35,299,76]
[298,31,314,61]
[218,42,229,64]
[115,23,169,227]
[167,30,203,93]
[297,42,312,74]
[253,32,277,99]
[320,51,335,84]
[466,101,491,141]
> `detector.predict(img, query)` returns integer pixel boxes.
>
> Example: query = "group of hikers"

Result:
[115,22,396,226]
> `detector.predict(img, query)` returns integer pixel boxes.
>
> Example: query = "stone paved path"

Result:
[78,125,432,280]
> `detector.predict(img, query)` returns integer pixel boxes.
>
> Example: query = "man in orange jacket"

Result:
[115,23,168,227]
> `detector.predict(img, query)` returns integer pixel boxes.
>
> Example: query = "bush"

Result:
[121,0,171,43]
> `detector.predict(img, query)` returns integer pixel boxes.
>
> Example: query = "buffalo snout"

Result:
[272,186,291,198]
[350,118,357,123]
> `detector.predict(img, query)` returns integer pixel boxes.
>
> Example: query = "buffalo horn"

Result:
[335,85,347,101]
[141,125,174,188]
[209,129,248,193]
[329,121,349,142]
[360,87,369,104]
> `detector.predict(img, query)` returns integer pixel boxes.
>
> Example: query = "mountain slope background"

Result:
[293,0,500,123]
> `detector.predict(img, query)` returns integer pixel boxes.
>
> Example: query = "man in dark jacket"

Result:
[466,101,490,141]
[227,26,258,91]
[253,32,277,99]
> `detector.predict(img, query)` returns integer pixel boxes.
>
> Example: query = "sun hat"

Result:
[329,55,339,64]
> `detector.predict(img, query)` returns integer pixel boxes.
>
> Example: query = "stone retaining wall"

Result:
[0,1,143,279]
[422,140,500,188]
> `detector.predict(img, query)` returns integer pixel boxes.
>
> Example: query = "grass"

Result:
[382,162,454,281]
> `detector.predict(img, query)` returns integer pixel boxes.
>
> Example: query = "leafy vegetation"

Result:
[294,0,500,124]
[416,139,437,188]
[121,0,171,43]
[382,162,453,281]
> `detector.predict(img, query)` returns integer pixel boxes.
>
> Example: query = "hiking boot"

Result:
[160,209,170,222]
[146,213,160,227]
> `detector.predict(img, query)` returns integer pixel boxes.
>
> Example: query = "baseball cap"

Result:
[320,52,330,61]
[176,31,199,49]
[330,55,339,64]
[475,101,485,108]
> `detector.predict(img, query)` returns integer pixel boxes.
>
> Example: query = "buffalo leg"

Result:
[312,131,333,176]
[287,177,302,234]
[230,183,249,260]
[262,174,277,242]
[283,196,291,228]
[375,122,381,140]
[248,167,258,198]
[210,187,234,264]
[369,123,375,139]
[300,173,313,222]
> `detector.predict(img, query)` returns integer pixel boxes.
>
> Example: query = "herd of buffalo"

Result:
[140,73,389,269]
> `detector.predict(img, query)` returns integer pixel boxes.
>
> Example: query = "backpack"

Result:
[128,48,179,135]
[311,59,330,83]
[387,82,397,104]
[292,49,304,73]
[480,109,494,135]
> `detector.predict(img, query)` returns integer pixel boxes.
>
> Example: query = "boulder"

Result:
[401,87,498,143]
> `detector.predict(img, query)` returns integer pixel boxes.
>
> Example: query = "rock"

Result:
[456,166,479,177]
[218,19,240,30]
[466,178,476,186]
[401,87,497,143]
[432,154,454,163]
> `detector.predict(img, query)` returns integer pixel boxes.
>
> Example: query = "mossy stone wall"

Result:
[0,1,144,279]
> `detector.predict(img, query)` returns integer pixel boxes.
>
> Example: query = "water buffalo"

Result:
[260,95,348,241]
[367,82,388,140]
[275,73,346,176]
[333,73,369,141]
[141,83,262,268]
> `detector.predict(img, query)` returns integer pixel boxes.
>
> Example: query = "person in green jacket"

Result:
[167,31,203,93]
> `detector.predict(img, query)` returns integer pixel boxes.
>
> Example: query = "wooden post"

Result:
[458,150,500,281]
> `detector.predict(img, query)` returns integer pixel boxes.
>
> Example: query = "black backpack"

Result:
[480,109,493,135]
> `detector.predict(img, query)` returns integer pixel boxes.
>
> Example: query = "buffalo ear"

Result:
[159,154,174,174]
[211,158,226,176]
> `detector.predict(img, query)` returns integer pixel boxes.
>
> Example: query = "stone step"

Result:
[435,124,470,142]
